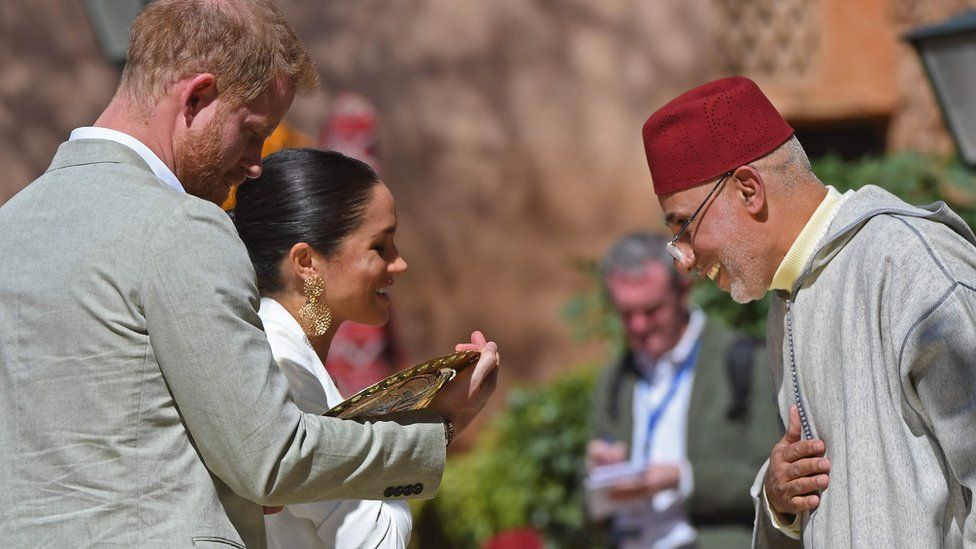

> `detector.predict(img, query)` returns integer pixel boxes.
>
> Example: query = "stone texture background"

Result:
[1,0,973,438]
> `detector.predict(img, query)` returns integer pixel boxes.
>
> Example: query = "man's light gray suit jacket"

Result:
[0,139,446,548]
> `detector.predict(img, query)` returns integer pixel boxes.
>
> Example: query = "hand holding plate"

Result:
[431,331,500,435]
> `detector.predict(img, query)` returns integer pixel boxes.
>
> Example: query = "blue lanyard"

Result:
[641,338,700,461]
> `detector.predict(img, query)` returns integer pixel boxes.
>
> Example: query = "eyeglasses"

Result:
[665,170,733,262]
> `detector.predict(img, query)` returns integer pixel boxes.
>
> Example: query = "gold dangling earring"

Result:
[297,275,332,338]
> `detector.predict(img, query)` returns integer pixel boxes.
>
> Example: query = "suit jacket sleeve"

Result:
[141,200,445,506]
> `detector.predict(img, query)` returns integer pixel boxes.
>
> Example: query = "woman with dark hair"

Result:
[232,148,499,549]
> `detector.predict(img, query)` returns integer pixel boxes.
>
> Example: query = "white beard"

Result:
[718,224,768,304]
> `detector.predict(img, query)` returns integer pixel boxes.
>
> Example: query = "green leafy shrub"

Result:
[561,257,622,347]
[414,364,605,548]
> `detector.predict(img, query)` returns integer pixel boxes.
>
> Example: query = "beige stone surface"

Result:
[1,0,972,439]
[0,0,120,205]
[0,1,720,438]
[718,0,898,121]
[888,0,976,154]
[276,0,722,432]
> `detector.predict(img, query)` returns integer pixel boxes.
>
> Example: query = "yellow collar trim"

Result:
[770,186,847,292]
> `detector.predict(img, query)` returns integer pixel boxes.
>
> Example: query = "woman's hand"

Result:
[430,331,500,436]
[453,331,500,398]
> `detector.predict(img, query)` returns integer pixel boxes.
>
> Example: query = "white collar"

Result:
[259,297,306,338]
[69,127,185,194]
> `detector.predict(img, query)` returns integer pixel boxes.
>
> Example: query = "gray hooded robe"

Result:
[751,185,976,548]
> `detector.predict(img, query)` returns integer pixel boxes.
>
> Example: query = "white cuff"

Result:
[762,485,801,539]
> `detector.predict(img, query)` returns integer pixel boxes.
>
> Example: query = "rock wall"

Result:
[274,0,722,430]
[0,0,120,205]
[887,0,976,154]
[1,0,973,437]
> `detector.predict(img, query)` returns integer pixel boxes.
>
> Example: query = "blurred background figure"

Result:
[318,91,381,172]
[586,232,780,549]
[319,92,410,396]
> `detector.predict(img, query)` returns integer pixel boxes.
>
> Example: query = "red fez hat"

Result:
[642,76,794,195]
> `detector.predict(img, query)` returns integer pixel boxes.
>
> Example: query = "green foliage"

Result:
[689,283,770,338]
[561,257,622,348]
[813,151,976,228]
[417,365,605,548]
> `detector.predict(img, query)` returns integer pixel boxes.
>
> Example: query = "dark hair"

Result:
[601,231,678,281]
[231,148,380,294]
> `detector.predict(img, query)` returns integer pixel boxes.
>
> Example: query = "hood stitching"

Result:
[792,192,965,295]
[893,216,953,282]
[896,282,958,375]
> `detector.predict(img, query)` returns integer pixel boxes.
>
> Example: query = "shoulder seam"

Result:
[892,216,953,283]
[45,159,130,174]
[897,282,959,373]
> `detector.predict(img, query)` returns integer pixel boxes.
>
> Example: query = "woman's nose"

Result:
[390,255,408,275]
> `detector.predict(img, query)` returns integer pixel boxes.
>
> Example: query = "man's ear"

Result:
[732,165,766,218]
[178,73,218,128]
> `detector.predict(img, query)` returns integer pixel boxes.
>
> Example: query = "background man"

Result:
[0,1,497,547]
[642,76,976,547]
[587,232,780,548]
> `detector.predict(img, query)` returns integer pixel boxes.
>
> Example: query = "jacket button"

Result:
[403,484,414,496]
[384,487,394,498]
[413,483,423,494]
[393,486,404,497]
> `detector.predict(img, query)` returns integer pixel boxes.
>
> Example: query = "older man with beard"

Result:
[0,1,498,547]
[642,76,976,548]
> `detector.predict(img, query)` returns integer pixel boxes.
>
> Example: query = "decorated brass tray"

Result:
[324,350,481,419]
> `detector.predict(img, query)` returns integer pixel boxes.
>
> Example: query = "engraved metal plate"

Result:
[324,350,481,419]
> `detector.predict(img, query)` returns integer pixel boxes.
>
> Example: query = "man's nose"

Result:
[243,162,262,179]
[671,241,696,274]
[243,144,264,179]
[627,313,649,333]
